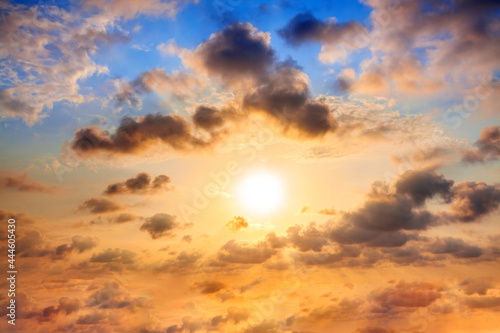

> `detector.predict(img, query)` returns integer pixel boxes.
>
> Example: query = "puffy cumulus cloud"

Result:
[368,281,441,313]
[55,235,99,256]
[278,13,367,63]
[192,104,241,131]
[140,213,178,239]
[395,169,454,206]
[78,197,122,214]
[192,280,226,294]
[104,172,172,195]
[180,22,275,86]
[114,68,203,108]
[69,113,215,156]
[448,181,500,222]
[0,3,130,124]
[226,216,249,231]
[427,237,484,259]
[243,67,337,138]
[280,2,500,95]
[460,126,500,164]
[0,172,57,193]
[217,240,277,264]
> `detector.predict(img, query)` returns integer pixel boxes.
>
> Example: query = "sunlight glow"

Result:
[238,172,285,214]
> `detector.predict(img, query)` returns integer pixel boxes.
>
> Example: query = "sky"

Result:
[0,0,500,332]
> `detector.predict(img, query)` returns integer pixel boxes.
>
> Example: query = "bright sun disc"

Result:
[238,172,284,214]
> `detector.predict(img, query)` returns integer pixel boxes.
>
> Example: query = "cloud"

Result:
[460,126,500,163]
[114,68,203,108]
[70,113,214,156]
[56,235,99,256]
[354,328,395,333]
[108,212,140,224]
[448,181,500,222]
[298,297,363,322]
[0,172,57,193]
[140,213,178,239]
[217,240,276,264]
[460,278,496,296]
[181,22,275,85]
[193,280,226,294]
[79,197,122,214]
[464,296,500,309]
[89,248,136,264]
[104,172,172,195]
[243,66,337,138]
[278,13,366,52]
[157,250,203,273]
[192,105,240,131]
[226,216,249,231]
[280,2,500,96]
[82,0,189,20]
[395,169,454,206]
[40,297,81,321]
[427,237,483,259]
[0,3,130,124]
[369,281,441,313]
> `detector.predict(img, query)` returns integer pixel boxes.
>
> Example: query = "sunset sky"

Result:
[1,0,500,332]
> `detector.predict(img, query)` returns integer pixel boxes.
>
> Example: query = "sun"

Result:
[238,171,285,214]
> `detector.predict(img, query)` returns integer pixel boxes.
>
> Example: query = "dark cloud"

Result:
[448,181,500,222]
[187,22,275,85]
[278,13,366,47]
[342,196,436,232]
[460,126,500,163]
[330,224,417,248]
[395,169,454,206]
[79,197,122,214]
[243,67,337,138]
[226,216,249,231]
[56,235,99,256]
[217,240,276,264]
[193,280,226,294]
[0,173,57,193]
[140,213,178,239]
[104,172,171,195]
[192,105,232,130]
[70,114,211,156]
[427,237,483,258]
